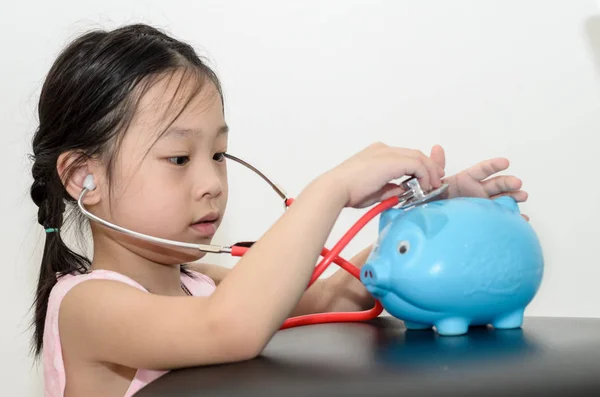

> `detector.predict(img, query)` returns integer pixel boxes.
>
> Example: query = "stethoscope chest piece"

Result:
[396,177,449,210]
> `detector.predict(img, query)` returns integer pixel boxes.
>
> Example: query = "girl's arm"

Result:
[61,174,348,369]
[190,244,376,316]
[190,262,328,317]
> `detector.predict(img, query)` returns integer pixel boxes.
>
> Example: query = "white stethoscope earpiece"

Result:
[83,174,96,191]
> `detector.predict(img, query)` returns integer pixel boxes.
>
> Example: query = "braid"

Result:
[29,155,90,356]
[31,153,66,227]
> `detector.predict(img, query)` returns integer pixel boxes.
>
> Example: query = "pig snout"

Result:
[360,263,390,298]
[361,264,377,282]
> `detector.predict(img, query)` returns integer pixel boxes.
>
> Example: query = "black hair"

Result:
[28,23,223,357]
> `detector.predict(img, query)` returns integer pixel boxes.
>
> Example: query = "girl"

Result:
[29,23,528,397]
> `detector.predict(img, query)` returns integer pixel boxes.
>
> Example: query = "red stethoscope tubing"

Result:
[230,195,400,330]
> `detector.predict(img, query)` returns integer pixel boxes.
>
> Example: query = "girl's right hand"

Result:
[324,142,445,208]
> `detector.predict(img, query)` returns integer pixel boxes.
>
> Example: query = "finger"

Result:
[379,182,404,201]
[521,214,530,222]
[406,149,443,189]
[382,150,431,190]
[430,144,446,170]
[418,152,442,190]
[482,175,522,196]
[490,190,528,203]
[465,158,510,181]
[427,146,446,185]
[360,182,404,208]
[400,156,433,191]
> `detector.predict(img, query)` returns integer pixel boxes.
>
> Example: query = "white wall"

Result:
[2,0,600,395]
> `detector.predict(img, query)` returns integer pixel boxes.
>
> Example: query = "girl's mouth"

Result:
[190,220,217,237]
[190,212,219,237]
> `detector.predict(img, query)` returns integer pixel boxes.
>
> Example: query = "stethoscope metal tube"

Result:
[76,153,448,256]
[76,153,289,255]
[223,153,289,202]
[77,190,232,253]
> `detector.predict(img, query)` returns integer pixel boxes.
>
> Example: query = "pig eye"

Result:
[398,241,410,254]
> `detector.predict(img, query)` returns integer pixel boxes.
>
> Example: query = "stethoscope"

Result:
[78,153,448,329]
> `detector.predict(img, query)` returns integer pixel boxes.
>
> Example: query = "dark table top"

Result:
[136,316,600,396]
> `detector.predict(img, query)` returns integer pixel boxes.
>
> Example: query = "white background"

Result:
[2,1,600,395]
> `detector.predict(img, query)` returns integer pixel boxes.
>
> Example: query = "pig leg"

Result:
[434,317,470,336]
[404,321,433,331]
[492,308,524,329]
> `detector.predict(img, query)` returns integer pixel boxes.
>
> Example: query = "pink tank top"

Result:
[42,269,217,397]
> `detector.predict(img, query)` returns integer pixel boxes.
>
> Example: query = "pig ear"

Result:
[493,196,520,214]
[408,209,449,239]
[379,208,403,232]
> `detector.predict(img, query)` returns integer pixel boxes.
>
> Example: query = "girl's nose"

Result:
[196,161,225,199]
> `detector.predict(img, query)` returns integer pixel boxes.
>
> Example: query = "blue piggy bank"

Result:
[360,196,544,336]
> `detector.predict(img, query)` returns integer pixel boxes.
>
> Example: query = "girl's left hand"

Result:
[430,145,529,220]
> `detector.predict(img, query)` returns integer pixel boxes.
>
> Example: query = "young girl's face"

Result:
[89,70,229,264]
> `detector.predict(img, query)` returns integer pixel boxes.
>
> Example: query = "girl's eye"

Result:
[213,152,226,162]
[168,156,190,166]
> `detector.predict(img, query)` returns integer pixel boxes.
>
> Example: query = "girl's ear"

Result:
[57,151,103,205]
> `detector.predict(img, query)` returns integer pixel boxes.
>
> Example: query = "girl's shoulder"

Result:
[43,268,216,397]
[43,270,149,396]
